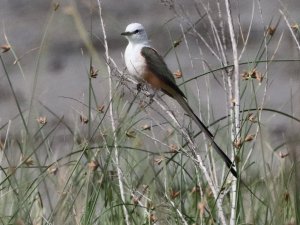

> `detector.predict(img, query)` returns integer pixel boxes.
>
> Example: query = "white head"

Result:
[121,23,148,44]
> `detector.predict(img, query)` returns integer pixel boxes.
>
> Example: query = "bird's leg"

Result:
[148,93,155,105]
[147,89,158,105]
[136,82,157,105]
[134,82,144,97]
[136,83,143,92]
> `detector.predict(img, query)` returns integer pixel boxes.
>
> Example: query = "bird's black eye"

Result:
[133,29,140,34]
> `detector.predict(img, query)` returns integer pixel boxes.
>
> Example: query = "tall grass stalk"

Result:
[97,1,130,225]
[1,1,300,224]
[224,0,240,224]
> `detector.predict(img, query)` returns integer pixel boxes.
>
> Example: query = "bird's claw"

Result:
[136,83,143,92]
[148,93,155,105]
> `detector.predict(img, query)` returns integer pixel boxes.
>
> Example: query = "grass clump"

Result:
[0,1,300,225]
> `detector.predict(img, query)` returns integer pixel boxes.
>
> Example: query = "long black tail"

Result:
[174,94,237,178]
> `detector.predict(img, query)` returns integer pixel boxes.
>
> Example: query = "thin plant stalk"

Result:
[224,0,240,224]
[97,1,130,225]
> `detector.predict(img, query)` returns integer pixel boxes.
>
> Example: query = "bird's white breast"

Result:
[124,43,147,81]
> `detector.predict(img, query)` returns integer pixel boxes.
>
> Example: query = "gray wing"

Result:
[141,47,185,98]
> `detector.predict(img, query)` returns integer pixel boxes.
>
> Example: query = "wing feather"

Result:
[141,47,185,98]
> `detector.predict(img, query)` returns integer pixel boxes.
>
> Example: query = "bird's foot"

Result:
[148,93,155,105]
[136,83,143,92]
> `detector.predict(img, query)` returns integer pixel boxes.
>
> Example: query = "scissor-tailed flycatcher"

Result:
[121,23,237,177]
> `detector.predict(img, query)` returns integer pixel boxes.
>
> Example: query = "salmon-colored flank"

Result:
[142,68,175,97]
[142,69,162,89]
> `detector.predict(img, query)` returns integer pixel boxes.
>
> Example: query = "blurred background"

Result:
[0,0,300,167]
[1,1,300,223]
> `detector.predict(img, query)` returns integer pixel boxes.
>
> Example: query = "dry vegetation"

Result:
[0,0,300,224]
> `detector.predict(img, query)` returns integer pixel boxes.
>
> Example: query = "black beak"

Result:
[121,31,131,36]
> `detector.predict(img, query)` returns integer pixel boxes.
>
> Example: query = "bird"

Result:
[121,23,237,178]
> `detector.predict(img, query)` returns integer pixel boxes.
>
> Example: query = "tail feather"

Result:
[174,94,237,177]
